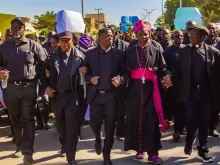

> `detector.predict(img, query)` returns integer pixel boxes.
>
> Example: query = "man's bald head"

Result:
[206,23,218,38]
[186,20,196,28]
[172,30,183,46]
[172,30,183,38]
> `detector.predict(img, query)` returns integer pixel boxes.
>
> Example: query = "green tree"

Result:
[85,23,92,34]
[126,23,134,37]
[164,0,196,27]
[34,11,56,31]
[0,13,16,37]
[196,0,220,24]
[163,0,220,28]
[154,16,165,27]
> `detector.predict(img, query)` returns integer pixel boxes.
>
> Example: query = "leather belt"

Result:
[97,90,111,94]
[191,84,208,89]
[9,79,35,85]
[56,90,72,95]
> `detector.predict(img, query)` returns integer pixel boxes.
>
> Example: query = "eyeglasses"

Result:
[174,35,183,38]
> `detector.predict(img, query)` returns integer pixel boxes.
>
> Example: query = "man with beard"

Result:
[177,25,220,163]
[163,30,186,141]
[84,28,126,165]
[0,17,47,165]
[205,23,220,137]
[160,28,173,51]
[155,27,163,43]
[205,23,220,50]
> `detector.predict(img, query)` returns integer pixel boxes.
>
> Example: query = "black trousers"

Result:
[36,95,49,126]
[161,89,173,121]
[174,101,186,132]
[209,106,219,131]
[3,82,37,155]
[116,86,126,137]
[50,93,80,162]
[90,92,116,157]
[185,88,211,151]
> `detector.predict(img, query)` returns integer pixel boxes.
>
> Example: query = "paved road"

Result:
[0,120,219,165]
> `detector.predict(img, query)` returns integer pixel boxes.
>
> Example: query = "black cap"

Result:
[59,31,73,39]
[188,25,210,36]
[11,17,25,26]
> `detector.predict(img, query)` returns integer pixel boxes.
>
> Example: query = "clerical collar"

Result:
[192,43,204,49]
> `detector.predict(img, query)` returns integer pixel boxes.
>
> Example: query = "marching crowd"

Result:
[0,17,220,165]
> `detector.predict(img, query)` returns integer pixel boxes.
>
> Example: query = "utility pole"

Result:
[180,0,182,7]
[95,8,103,29]
[142,8,156,23]
[81,0,84,18]
[162,0,164,17]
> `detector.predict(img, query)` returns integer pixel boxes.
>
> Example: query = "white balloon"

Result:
[56,10,85,34]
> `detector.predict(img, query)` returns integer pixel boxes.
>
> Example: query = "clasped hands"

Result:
[79,67,121,87]
[90,76,121,88]
[161,75,172,89]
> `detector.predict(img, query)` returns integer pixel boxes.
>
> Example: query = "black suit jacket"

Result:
[47,46,85,103]
[84,46,126,103]
[177,44,220,104]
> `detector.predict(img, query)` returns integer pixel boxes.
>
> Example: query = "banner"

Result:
[56,10,85,33]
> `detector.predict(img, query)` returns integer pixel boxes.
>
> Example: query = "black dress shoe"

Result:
[44,122,52,130]
[69,160,77,165]
[173,131,181,141]
[180,128,187,135]
[60,147,66,157]
[184,143,193,155]
[103,160,112,165]
[36,124,44,130]
[209,130,220,137]
[23,155,33,165]
[95,139,102,155]
[13,149,22,158]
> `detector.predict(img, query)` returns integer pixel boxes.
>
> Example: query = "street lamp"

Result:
[81,0,84,17]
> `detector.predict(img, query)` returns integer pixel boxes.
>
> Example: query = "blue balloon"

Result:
[120,16,140,33]
[174,7,202,30]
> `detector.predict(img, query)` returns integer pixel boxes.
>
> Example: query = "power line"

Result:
[95,8,103,29]
[142,8,157,22]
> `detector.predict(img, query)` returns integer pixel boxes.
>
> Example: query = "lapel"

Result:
[147,44,156,69]
[52,48,62,76]
[117,39,122,50]
[70,47,83,77]
[204,44,212,78]
[183,45,192,84]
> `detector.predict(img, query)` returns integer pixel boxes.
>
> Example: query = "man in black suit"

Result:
[177,25,220,163]
[46,31,85,165]
[84,28,126,165]
[108,25,128,139]
[163,30,186,141]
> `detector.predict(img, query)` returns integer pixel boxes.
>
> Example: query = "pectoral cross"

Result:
[142,76,145,84]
